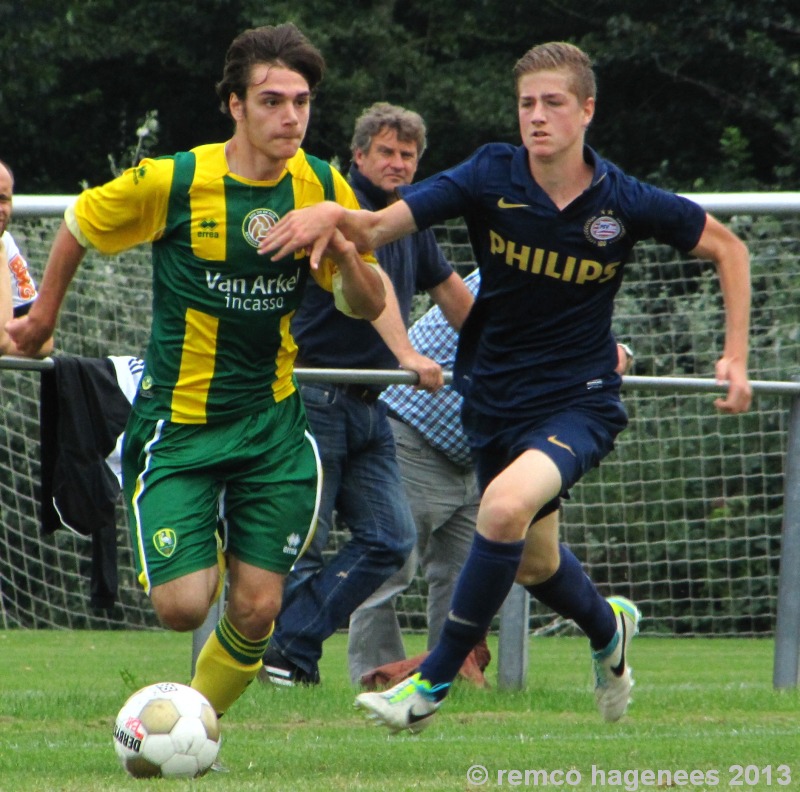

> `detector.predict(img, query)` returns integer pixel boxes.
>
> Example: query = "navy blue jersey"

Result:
[400,143,707,417]
[292,165,453,373]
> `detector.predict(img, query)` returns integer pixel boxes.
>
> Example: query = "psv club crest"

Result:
[583,212,626,247]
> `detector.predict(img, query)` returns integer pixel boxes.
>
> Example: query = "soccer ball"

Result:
[113,682,221,779]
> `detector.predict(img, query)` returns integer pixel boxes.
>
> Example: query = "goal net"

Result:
[1,210,798,635]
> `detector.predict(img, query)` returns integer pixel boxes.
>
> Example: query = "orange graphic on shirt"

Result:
[7,253,36,300]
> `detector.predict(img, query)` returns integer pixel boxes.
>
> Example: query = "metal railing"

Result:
[14,192,800,216]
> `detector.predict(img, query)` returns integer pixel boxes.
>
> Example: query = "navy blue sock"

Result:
[419,533,524,695]
[525,544,616,650]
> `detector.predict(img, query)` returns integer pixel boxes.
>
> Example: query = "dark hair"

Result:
[350,102,427,159]
[215,23,326,118]
[513,41,596,102]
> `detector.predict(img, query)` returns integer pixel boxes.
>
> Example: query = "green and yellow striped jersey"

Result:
[70,143,371,424]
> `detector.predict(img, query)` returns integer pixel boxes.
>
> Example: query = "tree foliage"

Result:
[0,0,247,191]
[1,0,798,191]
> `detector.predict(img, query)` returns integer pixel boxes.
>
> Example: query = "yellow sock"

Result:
[191,614,272,717]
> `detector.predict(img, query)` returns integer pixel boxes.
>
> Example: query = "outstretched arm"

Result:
[5,221,85,357]
[371,268,443,392]
[690,213,752,414]
[260,200,418,269]
[427,271,475,333]
[325,229,386,321]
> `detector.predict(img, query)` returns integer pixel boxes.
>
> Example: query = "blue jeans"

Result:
[270,383,416,676]
[347,417,479,683]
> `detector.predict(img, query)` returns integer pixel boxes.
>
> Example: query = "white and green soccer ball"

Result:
[113,682,220,779]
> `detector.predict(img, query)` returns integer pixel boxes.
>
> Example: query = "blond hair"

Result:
[513,42,596,102]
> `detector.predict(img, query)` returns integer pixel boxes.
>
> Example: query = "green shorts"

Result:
[121,392,321,592]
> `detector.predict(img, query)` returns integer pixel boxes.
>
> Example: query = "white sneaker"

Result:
[592,596,641,722]
[354,673,445,734]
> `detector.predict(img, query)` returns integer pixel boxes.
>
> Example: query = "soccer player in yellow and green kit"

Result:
[6,24,386,719]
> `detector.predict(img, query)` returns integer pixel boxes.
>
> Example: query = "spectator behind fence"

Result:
[349,268,636,690]
[5,23,386,720]
[0,158,54,357]
[347,268,483,687]
[260,101,474,687]
[260,40,751,734]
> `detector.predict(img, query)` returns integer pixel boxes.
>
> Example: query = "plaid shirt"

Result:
[381,270,480,469]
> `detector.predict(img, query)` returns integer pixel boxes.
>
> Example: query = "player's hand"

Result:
[5,314,54,358]
[397,351,444,392]
[322,228,359,267]
[713,356,752,414]
[615,343,634,375]
[259,202,345,269]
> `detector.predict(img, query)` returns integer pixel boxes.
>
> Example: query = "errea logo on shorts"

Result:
[153,528,177,558]
[283,533,302,556]
[242,208,280,247]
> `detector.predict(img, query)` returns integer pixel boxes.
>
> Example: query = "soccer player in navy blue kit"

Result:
[262,41,752,732]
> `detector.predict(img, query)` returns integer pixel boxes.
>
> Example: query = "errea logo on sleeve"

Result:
[131,166,147,185]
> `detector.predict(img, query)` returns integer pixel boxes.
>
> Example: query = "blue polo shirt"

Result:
[291,164,454,374]
[399,144,706,417]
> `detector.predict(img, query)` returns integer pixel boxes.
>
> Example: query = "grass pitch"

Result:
[0,630,797,791]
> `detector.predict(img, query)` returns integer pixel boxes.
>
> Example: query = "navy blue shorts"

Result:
[463,390,628,519]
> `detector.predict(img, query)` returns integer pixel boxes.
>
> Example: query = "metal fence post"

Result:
[773,383,800,688]
[497,584,530,689]
[191,593,225,677]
